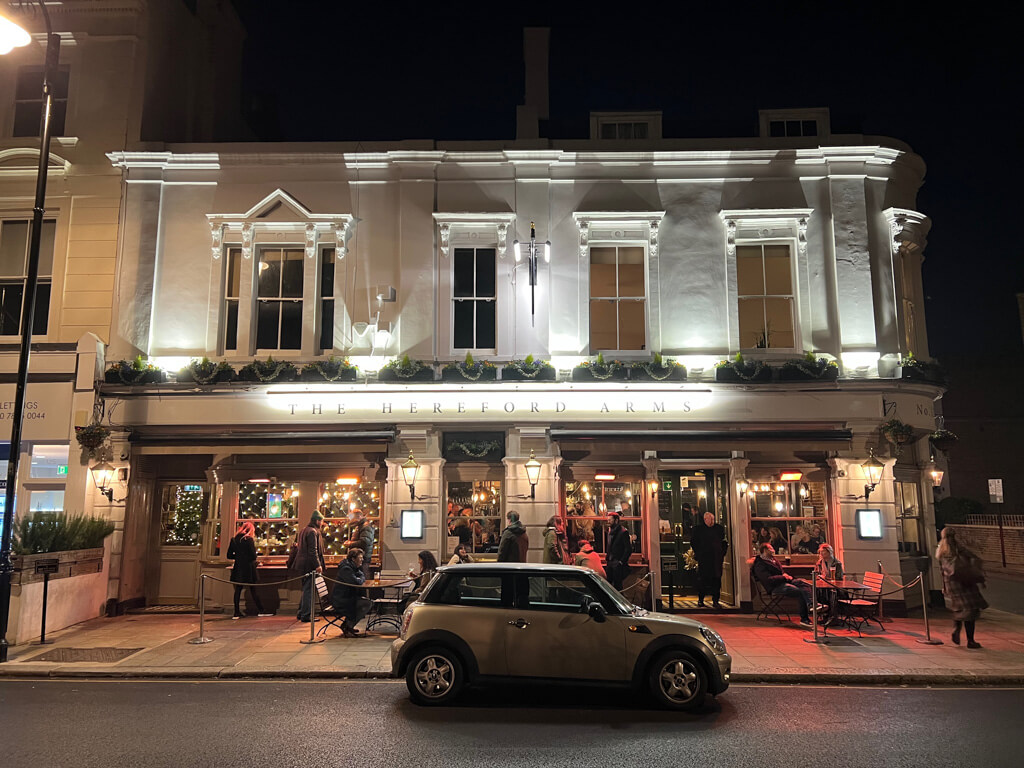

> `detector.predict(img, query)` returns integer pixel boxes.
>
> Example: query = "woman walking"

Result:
[227,521,269,618]
[936,527,987,648]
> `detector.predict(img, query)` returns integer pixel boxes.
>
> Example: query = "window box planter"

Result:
[500,358,556,381]
[899,362,946,385]
[104,358,166,385]
[571,364,629,381]
[629,360,687,382]
[714,359,772,383]
[177,359,236,384]
[300,359,359,382]
[238,358,299,383]
[777,358,839,382]
[378,358,435,382]
[441,363,497,383]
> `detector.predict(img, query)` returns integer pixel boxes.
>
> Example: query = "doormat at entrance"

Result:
[25,647,144,663]
[126,605,225,614]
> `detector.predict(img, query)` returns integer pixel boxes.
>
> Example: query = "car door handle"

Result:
[507,618,530,629]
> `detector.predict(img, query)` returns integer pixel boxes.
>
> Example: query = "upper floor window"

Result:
[589,246,645,351]
[600,121,648,139]
[320,248,336,351]
[14,67,69,138]
[736,243,795,349]
[590,111,662,140]
[452,247,496,351]
[0,218,55,337]
[768,119,817,137]
[256,247,303,350]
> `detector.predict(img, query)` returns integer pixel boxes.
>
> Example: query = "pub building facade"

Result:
[99,108,943,614]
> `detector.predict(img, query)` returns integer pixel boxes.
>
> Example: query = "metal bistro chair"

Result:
[365,580,412,634]
[837,571,886,636]
[752,567,791,623]
[314,576,347,638]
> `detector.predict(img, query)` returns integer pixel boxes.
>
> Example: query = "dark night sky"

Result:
[232,1,1023,364]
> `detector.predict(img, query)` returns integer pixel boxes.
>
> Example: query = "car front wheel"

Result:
[648,650,707,711]
[405,645,464,706]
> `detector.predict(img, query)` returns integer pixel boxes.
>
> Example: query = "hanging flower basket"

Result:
[714,355,772,383]
[880,418,915,445]
[441,359,497,382]
[500,356,556,381]
[75,423,110,456]
[300,357,359,382]
[572,355,628,381]
[238,357,298,383]
[778,356,839,382]
[630,355,687,382]
[104,357,166,385]
[929,428,959,453]
[378,356,435,382]
[177,358,236,384]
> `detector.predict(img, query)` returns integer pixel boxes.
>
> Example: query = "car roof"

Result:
[438,563,590,573]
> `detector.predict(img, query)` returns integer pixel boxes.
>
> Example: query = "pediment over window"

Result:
[433,212,517,258]
[0,148,69,177]
[207,188,354,261]
[719,208,814,256]
[572,211,666,259]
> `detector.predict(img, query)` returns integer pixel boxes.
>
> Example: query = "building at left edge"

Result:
[0,0,249,643]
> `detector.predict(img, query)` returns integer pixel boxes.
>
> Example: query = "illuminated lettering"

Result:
[556,402,566,413]
[682,401,691,413]
[289,404,297,415]
[458,402,466,413]
[337,404,346,414]
[409,403,418,414]
[382,402,392,414]
[626,402,635,413]
[653,402,665,412]
[504,402,515,413]
[481,402,489,413]
[600,403,610,413]
[531,402,539,413]
[434,403,442,413]
[312,404,322,415]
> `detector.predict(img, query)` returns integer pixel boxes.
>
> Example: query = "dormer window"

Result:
[590,111,662,140]
[758,108,830,140]
[768,119,817,138]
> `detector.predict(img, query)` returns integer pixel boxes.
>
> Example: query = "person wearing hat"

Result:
[574,534,606,578]
[294,511,326,622]
[606,510,633,590]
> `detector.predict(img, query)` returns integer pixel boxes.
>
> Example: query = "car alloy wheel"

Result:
[406,646,463,705]
[649,650,707,710]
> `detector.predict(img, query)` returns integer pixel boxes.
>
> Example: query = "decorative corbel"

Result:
[209,221,223,260]
[241,222,253,260]
[649,219,660,258]
[497,222,508,258]
[305,223,318,259]
[439,222,451,258]
[725,219,737,256]
[797,217,808,256]
[576,218,589,260]
[332,220,349,258]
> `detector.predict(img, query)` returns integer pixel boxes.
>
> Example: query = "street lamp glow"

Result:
[0,14,31,55]
[401,453,420,501]
[524,451,542,499]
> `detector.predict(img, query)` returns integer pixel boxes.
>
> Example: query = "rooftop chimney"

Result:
[516,27,549,140]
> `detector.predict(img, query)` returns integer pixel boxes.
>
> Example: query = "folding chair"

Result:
[752,568,791,623]
[313,575,347,637]
[366,581,411,634]
[837,571,886,637]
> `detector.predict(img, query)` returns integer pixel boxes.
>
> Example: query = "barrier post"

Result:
[876,560,892,622]
[299,571,324,645]
[804,572,828,644]
[188,574,213,645]
[916,569,943,645]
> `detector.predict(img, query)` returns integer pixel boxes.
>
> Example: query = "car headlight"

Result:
[699,626,727,655]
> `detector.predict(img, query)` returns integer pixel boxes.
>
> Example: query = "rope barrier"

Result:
[203,572,308,588]
[876,560,923,590]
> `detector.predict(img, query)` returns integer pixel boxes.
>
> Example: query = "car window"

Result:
[519,574,612,613]
[424,573,507,608]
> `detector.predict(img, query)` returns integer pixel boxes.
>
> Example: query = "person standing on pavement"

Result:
[294,511,326,622]
[543,515,568,564]
[936,527,988,648]
[691,511,729,609]
[605,510,633,590]
[227,521,270,618]
[497,510,530,562]
[344,510,376,578]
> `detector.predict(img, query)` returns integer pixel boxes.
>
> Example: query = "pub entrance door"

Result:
[147,482,210,605]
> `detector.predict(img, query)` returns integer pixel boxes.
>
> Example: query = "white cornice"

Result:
[107,152,220,170]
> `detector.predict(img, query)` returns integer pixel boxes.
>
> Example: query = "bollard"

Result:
[188,574,213,645]
[916,570,943,645]
[804,572,829,644]
[299,571,324,645]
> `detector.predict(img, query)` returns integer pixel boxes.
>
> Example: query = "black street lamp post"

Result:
[0,1,60,663]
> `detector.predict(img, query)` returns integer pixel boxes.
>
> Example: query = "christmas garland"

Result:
[781,357,838,379]
[448,440,501,458]
[503,356,553,379]
[238,358,298,383]
[179,358,234,384]
[577,354,623,380]
[301,357,357,382]
[442,361,495,381]
[105,357,165,385]
[635,360,683,380]
[383,356,427,378]
[716,358,769,381]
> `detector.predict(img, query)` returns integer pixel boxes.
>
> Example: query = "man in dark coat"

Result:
[497,511,529,562]
[294,511,326,622]
[344,510,376,578]
[605,510,633,590]
[691,512,729,608]
[752,543,813,627]
[331,547,371,638]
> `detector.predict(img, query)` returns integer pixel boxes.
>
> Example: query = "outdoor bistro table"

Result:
[813,578,868,629]
[347,578,415,633]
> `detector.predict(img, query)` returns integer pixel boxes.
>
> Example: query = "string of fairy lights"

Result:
[161,485,204,546]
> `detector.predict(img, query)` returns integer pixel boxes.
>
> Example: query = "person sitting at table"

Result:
[752,543,814,628]
[756,525,772,545]
[574,534,606,579]
[806,524,826,552]
[448,543,475,565]
[331,547,372,638]
[408,550,440,595]
[790,525,815,554]
[814,543,844,581]
[768,527,788,554]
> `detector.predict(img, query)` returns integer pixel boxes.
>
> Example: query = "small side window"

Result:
[519,574,610,613]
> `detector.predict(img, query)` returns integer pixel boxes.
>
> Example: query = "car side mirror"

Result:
[587,601,607,623]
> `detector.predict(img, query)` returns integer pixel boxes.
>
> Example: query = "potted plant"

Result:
[880,417,915,446]
[501,354,556,381]
[630,353,687,382]
[898,352,946,385]
[378,355,435,382]
[74,423,111,458]
[929,428,959,453]
[177,357,236,384]
[238,356,299,383]
[300,356,359,382]
[442,352,497,382]
[714,353,772,383]
[778,352,839,381]
[572,352,628,381]
[104,355,166,385]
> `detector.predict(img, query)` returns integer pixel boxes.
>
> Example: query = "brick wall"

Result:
[947,525,1024,567]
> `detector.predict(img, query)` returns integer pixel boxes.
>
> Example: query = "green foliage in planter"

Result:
[574,352,625,380]
[779,353,839,380]
[13,511,115,555]
[300,356,358,382]
[929,428,959,451]
[502,354,555,380]
[238,356,299,383]
[900,352,946,384]
[74,423,111,452]
[442,352,496,381]
[380,354,433,380]
[880,417,914,444]
[178,357,236,384]
[104,356,165,384]
[631,353,686,381]
[714,353,771,382]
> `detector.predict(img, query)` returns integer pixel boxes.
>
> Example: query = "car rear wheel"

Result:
[648,650,707,711]
[405,645,464,706]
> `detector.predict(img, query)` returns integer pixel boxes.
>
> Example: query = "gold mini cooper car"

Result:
[391,563,730,710]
